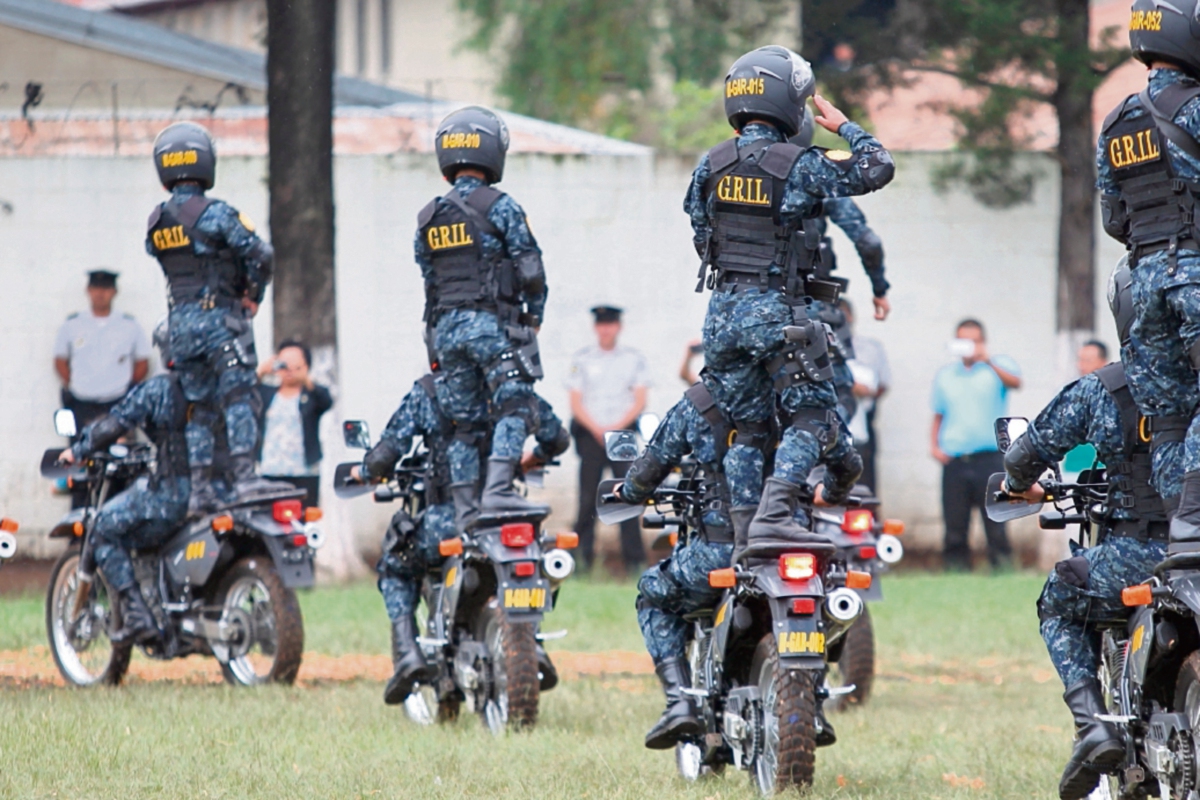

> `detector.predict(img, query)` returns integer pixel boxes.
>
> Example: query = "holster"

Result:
[219,311,257,370]
[486,325,544,389]
[767,315,835,389]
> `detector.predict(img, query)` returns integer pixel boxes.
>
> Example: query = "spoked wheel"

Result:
[1170,652,1200,800]
[213,557,303,686]
[825,606,875,711]
[477,600,539,734]
[749,633,817,795]
[46,545,131,686]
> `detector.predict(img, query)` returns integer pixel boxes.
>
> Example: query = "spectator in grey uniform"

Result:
[567,305,650,575]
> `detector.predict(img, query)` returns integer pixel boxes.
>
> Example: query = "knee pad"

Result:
[822,447,863,505]
[790,408,839,454]
[382,509,418,555]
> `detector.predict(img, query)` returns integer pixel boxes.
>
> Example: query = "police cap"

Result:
[87,270,119,289]
[153,121,216,190]
[590,305,623,323]
[434,106,510,184]
[724,46,815,138]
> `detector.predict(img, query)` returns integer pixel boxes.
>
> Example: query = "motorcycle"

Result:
[985,417,1200,800]
[811,487,906,710]
[335,419,576,733]
[597,432,871,794]
[40,409,322,687]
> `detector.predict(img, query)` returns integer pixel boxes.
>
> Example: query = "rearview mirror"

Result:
[54,408,77,439]
[994,417,1029,453]
[604,430,640,462]
[343,420,371,449]
[636,413,661,442]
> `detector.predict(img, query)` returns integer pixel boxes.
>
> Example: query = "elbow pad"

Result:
[362,442,402,481]
[534,425,570,461]
[820,446,864,506]
[515,251,546,297]
[856,229,884,272]
[860,149,895,192]
[1100,194,1129,243]
[625,451,672,500]
[82,415,128,455]
[1002,434,1047,493]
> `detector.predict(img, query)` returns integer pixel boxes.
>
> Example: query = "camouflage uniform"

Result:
[1097,68,1200,499]
[72,376,191,592]
[685,122,893,495]
[145,183,273,467]
[1004,373,1169,688]
[623,389,762,664]
[417,175,550,461]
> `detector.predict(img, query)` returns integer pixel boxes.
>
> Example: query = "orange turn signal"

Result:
[668,531,679,548]
[439,538,464,557]
[882,519,906,536]
[211,515,234,533]
[0,518,18,533]
[846,570,872,590]
[72,521,84,536]
[555,531,579,550]
[708,568,737,589]
[304,507,323,523]
[1122,585,1153,607]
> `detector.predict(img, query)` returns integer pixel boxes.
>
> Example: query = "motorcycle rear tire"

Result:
[477,601,540,731]
[45,544,131,687]
[827,606,875,710]
[213,556,304,686]
[749,633,817,794]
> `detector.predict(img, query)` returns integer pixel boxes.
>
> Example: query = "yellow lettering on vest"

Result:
[715,174,771,207]
[427,222,474,251]
[152,225,191,251]
[441,132,481,149]
[1109,127,1162,170]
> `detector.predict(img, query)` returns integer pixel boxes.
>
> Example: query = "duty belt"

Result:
[1143,414,1191,450]
[1108,519,1169,542]
[715,273,842,303]
[1131,238,1200,267]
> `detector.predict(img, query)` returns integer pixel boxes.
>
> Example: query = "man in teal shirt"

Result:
[930,319,1023,570]
[1060,341,1108,475]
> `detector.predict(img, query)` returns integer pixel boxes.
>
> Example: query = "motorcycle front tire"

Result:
[45,544,132,687]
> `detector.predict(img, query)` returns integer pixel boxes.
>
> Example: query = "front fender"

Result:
[48,508,88,539]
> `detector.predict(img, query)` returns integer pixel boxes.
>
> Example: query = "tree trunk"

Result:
[267,0,363,581]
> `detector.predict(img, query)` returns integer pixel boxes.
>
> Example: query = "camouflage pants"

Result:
[92,476,190,591]
[1039,535,1166,688]
[1122,254,1200,499]
[432,309,547,462]
[376,503,456,620]
[703,289,850,497]
[171,303,260,462]
[637,538,734,664]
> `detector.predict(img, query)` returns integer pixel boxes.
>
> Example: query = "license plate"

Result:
[777,630,826,655]
[502,586,548,610]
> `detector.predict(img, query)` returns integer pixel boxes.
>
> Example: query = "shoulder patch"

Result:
[237,212,256,232]
[823,149,853,162]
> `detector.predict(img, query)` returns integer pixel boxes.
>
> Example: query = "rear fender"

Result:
[474,529,547,622]
[753,566,826,670]
[237,510,314,589]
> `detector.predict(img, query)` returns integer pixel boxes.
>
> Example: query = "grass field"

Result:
[0,571,1069,798]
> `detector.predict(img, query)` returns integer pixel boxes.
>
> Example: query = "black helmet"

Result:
[1130,0,1200,78]
[1107,256,1135,345]
[153,122,216,190]
[434,106,509,184]
[724,46,815,138]
[790,107,816,148]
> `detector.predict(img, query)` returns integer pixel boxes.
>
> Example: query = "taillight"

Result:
[273,499,302,524]
[290,533,308,547]
[791,598,816,615]
[513,562,536,578]
[858,546,877,560]
[779,553,817,582]
[842,509,874,535]
[500,523,535,548]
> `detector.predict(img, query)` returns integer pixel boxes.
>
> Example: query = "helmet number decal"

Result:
[441,132,482,149]
[726,77,766,98]
[1130,10,1162,31]
[160,150,199,168]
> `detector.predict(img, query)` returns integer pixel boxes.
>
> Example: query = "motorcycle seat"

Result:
[737,537,838,564]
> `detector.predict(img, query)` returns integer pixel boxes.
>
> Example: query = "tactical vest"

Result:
[417,186,515,323]
[1095,363,1168,540]
[147,375,191,487]
[418,375,489,505]
[701,138,819,297]
[147,195,241,309]
[1101,83,1200,261]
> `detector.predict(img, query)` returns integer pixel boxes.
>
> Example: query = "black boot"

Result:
[229,454,300,506]
[730,506,756,562]
[536,643,558,692]
[747,478,835,545]
[1169,471,1200,551]
[1058,678,1123,800]
[478,457,549,520]
[645,657,701,749]
[188,466,219,517]
[109,584,157,646]
[450,481,480,533]
[383,615,434,705]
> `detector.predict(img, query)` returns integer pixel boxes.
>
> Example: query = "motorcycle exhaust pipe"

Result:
[305,527,326,550]
[876,534,904,565]
[543,549,575,586]
[826,587,864,624]
[0,531,14,560]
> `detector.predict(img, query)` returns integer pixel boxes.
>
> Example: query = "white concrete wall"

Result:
[0,148,1113,566]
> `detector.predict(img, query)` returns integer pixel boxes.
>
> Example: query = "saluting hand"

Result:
[812,95,850,133]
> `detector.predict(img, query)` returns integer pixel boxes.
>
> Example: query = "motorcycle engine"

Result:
[133,557,165,628]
